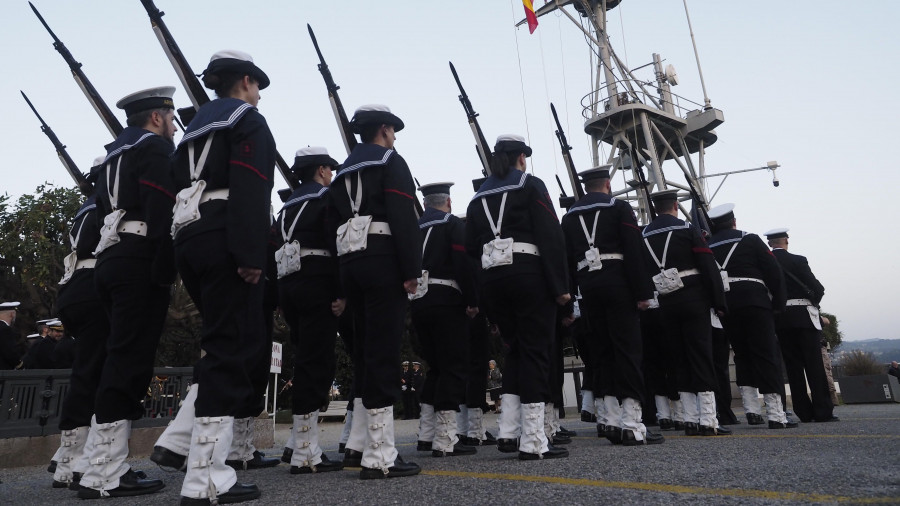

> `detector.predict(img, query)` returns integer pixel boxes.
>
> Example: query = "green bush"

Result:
[841,350,883,376]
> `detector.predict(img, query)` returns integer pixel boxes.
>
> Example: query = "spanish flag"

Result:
[523,0,538,34]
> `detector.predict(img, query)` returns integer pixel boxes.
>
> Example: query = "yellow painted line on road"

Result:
[661,434,900,439]
[422,470,899,504]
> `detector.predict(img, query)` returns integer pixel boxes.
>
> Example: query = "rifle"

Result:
[21,91,90,195]
[550,102,585,207]
[29,1,123,138]
[449,61,493,177]
[138,0,295,189]
[629,146,657,221]
[308,24,357,156]
[555,175,575,210]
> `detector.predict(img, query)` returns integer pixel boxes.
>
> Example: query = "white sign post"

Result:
[267,342,283,425]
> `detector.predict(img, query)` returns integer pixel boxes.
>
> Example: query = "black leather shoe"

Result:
[718,411,740,425]
[77,469,165,499]
[622,430,665,445]
[338,442,346,453]
[290,454,344,474]
[180,482,260,505]
[581,410,597,423]
[151,445,187,471]
[432,442,477,457]
[359,456,421,479]
[604,426,623,445]
[497,438,519,453]
[746,413,766,425]
[281,447,293,463]
[226,450,280,471]
[416,440,433,452]
[551,433,572,445]
[815,415,840,423]
[52,479,70,488]
[482,431,498,445]
[47,460,57,473]
[342,449,362,467]
[673,420,685,430]
[658,418,675,431]
[684,422,699,436]
[65,472,83,491]
[700,425,732,436]
[518,445,569,460]
[596,423,606,437]
[768,420,798,429]
[557,426,577,437]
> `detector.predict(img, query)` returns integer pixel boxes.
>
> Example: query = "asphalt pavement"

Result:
[2,403,898,505]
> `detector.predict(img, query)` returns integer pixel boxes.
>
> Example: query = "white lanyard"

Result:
[280,201,309,242]
[187,133,215,182]
[106,156,123,210]
[422,226,433,254]
[578,211,600,247]
[644,231,673,269]
[69,215,87,250]
[716,242,740,270]
[345,172,364,217]
[481,192,508,238]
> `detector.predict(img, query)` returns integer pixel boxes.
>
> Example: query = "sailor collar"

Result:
[472,170,529,199]
[709,230,749,248]
[335,144,395,179]
[179,98,255,146]
[642,215,691,237]
[419,207,451,229]
[72,196,97,221]
[280,183,328,211]
[565,193,616,215]
[103,127,159,163]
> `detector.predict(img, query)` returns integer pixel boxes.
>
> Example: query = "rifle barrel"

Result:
[21,90,89,194]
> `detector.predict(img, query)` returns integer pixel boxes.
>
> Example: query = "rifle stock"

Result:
[449,61,493,177]
[139,0,295,189]
[30,1,123,138]
[21,91,90,195]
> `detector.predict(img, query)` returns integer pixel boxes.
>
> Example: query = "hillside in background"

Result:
[834,339,900,364]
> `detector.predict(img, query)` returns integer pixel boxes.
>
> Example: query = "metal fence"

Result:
[0,367,193,438]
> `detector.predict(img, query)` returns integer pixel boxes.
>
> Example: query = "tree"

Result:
[820,311,843,350]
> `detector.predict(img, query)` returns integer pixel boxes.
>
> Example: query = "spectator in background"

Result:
[487,360,502,414]
[889,361,900,381]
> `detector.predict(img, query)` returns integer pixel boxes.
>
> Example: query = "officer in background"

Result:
[707,204,793,429]
[276,147,345,474]
[25,319,70,369]
[465,134,570,461]
[401,361,415,419]
[765,228,837,423]
[642,190,730,436]
[0,301,22,370]
[330,104,422,479]
[78,86,177,499]
[411,361,424,417]
[410,182,478,457]
[561,166,661,445]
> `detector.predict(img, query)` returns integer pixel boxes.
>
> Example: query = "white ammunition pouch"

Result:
[479,192,539,269]
[93,209,127,256]
[645,232,697,294]
[410,227,434,300]
[171,135,216,238]
[336,173,391,256]
[275,201,309,279]
[714,242,740,293]
[60,216,88,285]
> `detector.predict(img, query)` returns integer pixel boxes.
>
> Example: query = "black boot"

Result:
[557,426,577,437]
[551,433,572,445]
[77,469,165,499]
[432,442,477,457]
[658,418,675,431]
[581,410,597,423]
[497,438,519,453]
[768,420,798,429]
[518,445,569,460]
[684,422,700,436]
[622,430,665,445]
[699,425,732,436]
[416,440,433,452]
[338,442,346,453]
[290,454,344,474]
[151,445,187,471]
[342,449,362,467]
[180,482,260,505]
[226,450,280,471]
[604,426,623,445]
[281,446,293,463]
[359,456,421,479]
[746,413,766,425]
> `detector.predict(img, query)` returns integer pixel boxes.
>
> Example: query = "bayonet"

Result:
[449,61,493,176]
[138,0,295,189]
[21,91,90,195]
[308,24,357,155]
[29,1,123,138]
[550,102,585,206]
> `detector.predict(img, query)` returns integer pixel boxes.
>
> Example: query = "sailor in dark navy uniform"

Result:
[0,302,22,370]
[49,164,110,490]
[642,190,730,436]
[410,182,478,457]
[329,104,422,479]
[765,228,836,423]
[464,134,570,461]
[707,204,793,429]
[165,50,274,504]
[275,147,345,474]
[79,87,177,499]
[561,166,662,445]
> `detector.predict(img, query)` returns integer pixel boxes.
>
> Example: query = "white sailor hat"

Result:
[26,333,41,340]
[116,86,176,116]
[350,104,404,133]
[494,134,532,157]
[202,50,270,89]
[46,320,64,330]
[578,165,612,182]
[707,203,736,224]
[649,188,679,203]
[418,182,454,197]
[36,318,54,325]
[412,361,421,366]
[0,301,20,310]
[402,361,410,366]
[292,147,339,178]
[764,227,790,239]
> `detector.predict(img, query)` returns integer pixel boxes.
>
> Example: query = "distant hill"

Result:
[834,339,900,364]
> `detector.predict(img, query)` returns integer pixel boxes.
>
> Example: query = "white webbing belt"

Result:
[299,248,331,258]
[645,232,698,280]
[679,268,700,277]
[577,253,624,271]
[428,278,461,291]
[117,220,147,236]
[786,298,813,306]
[481,192,540,257]
[728,276,765,285]
[200,189,229,204]
[74,259,97,270]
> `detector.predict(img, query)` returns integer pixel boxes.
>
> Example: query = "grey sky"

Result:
[2,1,897,341]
